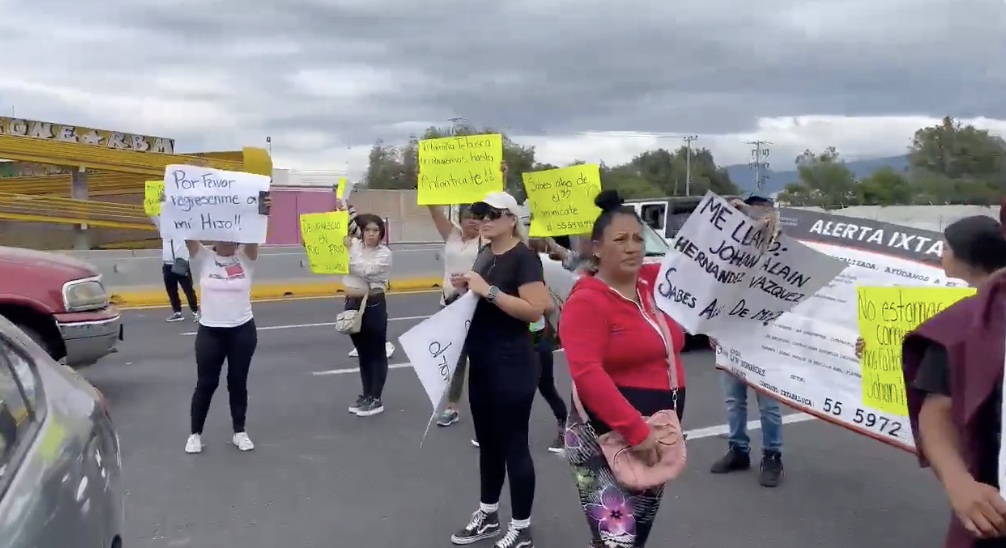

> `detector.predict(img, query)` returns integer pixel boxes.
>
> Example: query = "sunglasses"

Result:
[473,207,507,221]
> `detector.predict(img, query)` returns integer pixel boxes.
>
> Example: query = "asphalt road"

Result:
[82,292,950,548]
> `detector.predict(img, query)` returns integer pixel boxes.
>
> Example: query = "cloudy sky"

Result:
[1,0,1004,180]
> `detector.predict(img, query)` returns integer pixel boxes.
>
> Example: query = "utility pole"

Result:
[447,117,467,135]
[746,140,772,193]
[683,135,698,196]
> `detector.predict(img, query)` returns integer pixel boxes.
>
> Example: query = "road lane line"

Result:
[180,315,433,336]
[121,288,440,311]
[311,359,818,438]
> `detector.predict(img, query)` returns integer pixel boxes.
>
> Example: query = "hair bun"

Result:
[594,189,624,212]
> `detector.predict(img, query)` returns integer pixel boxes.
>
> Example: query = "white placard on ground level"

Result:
[398,292,477,411]
[714,208,968,452]
[653,191,846,340]
[159,164,271,243]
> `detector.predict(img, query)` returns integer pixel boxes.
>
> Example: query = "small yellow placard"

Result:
[144,180,164,216]
[856,286,976,416]
[523,164,602,237]
[300,211,350,275]
[417,134,504,205]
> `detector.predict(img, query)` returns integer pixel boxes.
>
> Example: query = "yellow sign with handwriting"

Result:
[523,164,602,237]
[144,180,164,216]
[300,212,350,275]
[856,286,976,416]
[417,134,504,205]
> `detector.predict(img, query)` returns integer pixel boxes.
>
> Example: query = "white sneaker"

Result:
[348,343,395,359]
[184,434,203,454]
[232,432,255,451]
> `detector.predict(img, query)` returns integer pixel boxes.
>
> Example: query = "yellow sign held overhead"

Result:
[300,211,350,275]
[337,176,348,199]
[523,164,602,237]
[417,134,504,205]
[144,180,164,216]
[856,286,976,416]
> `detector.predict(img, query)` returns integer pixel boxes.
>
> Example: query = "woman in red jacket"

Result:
[559,190,686,548]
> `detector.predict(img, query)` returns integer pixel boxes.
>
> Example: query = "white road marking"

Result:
[180,315,433,336]
[309,362,817,439]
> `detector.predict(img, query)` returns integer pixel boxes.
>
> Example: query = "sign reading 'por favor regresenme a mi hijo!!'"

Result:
[158,164,271,244]
[653,191,846,341]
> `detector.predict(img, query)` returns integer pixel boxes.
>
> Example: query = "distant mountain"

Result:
[724,155,911,195]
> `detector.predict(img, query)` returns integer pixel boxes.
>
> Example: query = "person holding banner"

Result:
[183,194,271,455]
[708,194,785,488]
[559,190,686,548]
[897,215,1006,546]
[527,237,570,453]
[428,203,483,428]
[448,191,552,548]
[343,214,394,417]
[344,202,396,361]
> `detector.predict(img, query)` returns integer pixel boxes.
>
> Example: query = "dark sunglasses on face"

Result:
[474,208,506,221]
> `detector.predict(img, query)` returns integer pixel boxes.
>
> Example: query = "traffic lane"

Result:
[105,295,796,430]
[83,328,949,548]
[113,292,441,361]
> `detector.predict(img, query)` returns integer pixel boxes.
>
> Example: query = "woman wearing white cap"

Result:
[448,182,553,548]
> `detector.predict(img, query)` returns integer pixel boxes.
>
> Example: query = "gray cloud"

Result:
[1,0,1004,165]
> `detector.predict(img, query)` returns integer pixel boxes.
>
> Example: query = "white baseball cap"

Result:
[476,191,522,216]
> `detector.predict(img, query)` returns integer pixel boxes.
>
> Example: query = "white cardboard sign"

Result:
[159,164,271,244]
[652,191,846,340]
[398,292,477,410]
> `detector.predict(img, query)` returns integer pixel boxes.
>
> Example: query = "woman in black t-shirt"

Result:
[447,188,553,548]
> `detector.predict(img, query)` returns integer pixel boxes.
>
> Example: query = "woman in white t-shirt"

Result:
[182,198,268,454]
[429,203,483,427]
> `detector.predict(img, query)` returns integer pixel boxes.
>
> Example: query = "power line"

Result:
[747,140,772,193]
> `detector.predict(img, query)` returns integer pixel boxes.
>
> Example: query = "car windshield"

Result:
[642,223,669,256]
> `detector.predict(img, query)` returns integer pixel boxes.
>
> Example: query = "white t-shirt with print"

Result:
[195,247,254,328]
[441,227,481,304]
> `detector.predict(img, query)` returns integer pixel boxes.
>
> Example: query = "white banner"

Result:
[398,292,478,410]
[159,164,271,243]
[653,192,846,340]
[715,209,968,452]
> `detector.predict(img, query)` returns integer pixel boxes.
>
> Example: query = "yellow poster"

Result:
[337,176,348,199]
[856,286,976,416]
[299,211,350,275]
[523,164,602,237]
[417,134,504,205]
[144,180,164,216]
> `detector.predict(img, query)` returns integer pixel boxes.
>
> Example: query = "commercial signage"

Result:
[0,117,175,154]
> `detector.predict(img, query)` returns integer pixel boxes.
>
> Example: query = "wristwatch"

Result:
[486,285,500,303]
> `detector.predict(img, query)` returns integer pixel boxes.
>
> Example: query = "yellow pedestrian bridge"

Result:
[0,117,271,246]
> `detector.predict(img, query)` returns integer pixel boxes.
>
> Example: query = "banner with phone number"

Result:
[713,208,970,452]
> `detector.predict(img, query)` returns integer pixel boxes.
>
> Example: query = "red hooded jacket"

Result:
[560,264,686,446]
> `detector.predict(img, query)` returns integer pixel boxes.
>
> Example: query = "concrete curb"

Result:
[109,276,443,308]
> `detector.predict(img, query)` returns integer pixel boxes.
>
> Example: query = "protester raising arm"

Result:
[428,204,456,242]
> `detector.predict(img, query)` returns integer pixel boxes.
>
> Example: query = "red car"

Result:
[0,246,122,367]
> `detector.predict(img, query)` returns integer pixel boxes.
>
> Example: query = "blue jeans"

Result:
[720,371,783,454]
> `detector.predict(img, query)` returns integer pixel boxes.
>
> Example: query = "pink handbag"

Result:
[571,288,687,491]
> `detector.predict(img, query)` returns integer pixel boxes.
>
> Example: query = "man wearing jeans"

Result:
[710,370,784,486]
[710,194,784,487]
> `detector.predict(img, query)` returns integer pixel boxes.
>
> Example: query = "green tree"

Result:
[909,116,1006,182]
[779,147,857,208]
[857,167,911,205]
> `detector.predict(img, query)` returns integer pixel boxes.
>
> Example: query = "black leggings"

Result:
[162,263,198,313]
[470,383,536,521]
[347,293,389,399]
[191,319,257,434]
[536,350,567,422]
